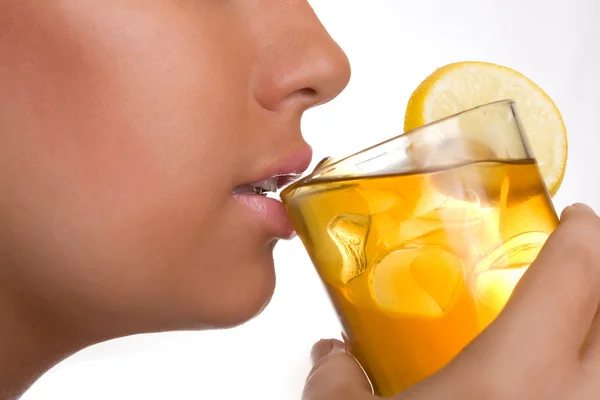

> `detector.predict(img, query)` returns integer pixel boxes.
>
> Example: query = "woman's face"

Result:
[0,0,350,336]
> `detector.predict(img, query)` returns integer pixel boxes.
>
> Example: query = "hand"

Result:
[303,203,600,399]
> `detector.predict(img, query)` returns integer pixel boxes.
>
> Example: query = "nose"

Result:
[252,1,352,113]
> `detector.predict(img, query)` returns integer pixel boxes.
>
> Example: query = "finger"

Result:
[302,339,373,400]
[560,202,595,221]
[491,203,600,360]
[576,207,600,368]
[581,308,600,368]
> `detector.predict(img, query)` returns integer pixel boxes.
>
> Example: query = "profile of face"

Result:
[0,1,350,339]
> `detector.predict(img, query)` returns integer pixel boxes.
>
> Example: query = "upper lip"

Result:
[234,145,313,194]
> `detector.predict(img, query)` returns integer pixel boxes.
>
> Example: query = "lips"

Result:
[231,146,312,239]
[232,146,312,195]
[231,174,301,196]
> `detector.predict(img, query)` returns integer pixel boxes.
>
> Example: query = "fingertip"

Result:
[310,340,333,365]
[561,203,596,221]
[573,203,596,213]
[304,339,374,399]
[310,339,345,365]
[560,205,574,220]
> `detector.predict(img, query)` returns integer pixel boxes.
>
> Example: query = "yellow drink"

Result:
[283,159,558,396]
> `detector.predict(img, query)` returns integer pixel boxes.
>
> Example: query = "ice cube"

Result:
[419,193,502,266]
[358,188,407,215]
[370,247,464,317]
[472,231,549,276]
[327,214,372,284]
[471,231,549,329]
[417,191,488,223]
[378,186,448,249]
[379,194,477,252]
[471,266,528,331]
[406,138,497,172]
[428,159,510,208]
[393,218,442,248]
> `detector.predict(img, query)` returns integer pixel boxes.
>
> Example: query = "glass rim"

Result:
[286,99,517,189]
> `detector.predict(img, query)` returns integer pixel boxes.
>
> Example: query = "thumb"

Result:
[302,339,374,400]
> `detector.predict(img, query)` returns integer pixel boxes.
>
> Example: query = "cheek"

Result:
[0,1,273,327]
[0,1,257,186]
[0,0,250,249]
[0,112,274,329]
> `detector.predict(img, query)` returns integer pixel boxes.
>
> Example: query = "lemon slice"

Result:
[404,61,568,196]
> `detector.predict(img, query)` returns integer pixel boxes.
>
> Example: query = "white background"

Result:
[22,0,599,399]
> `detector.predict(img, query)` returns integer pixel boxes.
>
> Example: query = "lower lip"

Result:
[232,194,295,239]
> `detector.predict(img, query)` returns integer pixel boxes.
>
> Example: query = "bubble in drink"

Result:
[327,214,371,284]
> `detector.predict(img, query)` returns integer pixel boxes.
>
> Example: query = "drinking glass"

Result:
[281,100,558,397]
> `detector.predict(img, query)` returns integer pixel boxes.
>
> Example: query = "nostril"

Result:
[292,87,319,101]
[282,87,320,110]
[299,88,318,97]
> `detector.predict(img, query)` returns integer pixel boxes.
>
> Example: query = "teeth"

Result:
[232,178,278,195]
[250,178,278,192]
[232,185,258,195]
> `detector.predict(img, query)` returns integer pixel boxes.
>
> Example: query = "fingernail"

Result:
[310,339,345,365]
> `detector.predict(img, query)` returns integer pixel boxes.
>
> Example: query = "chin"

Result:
[216,289,275,330]
[212,281,276,330]
[197,255,278,330]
